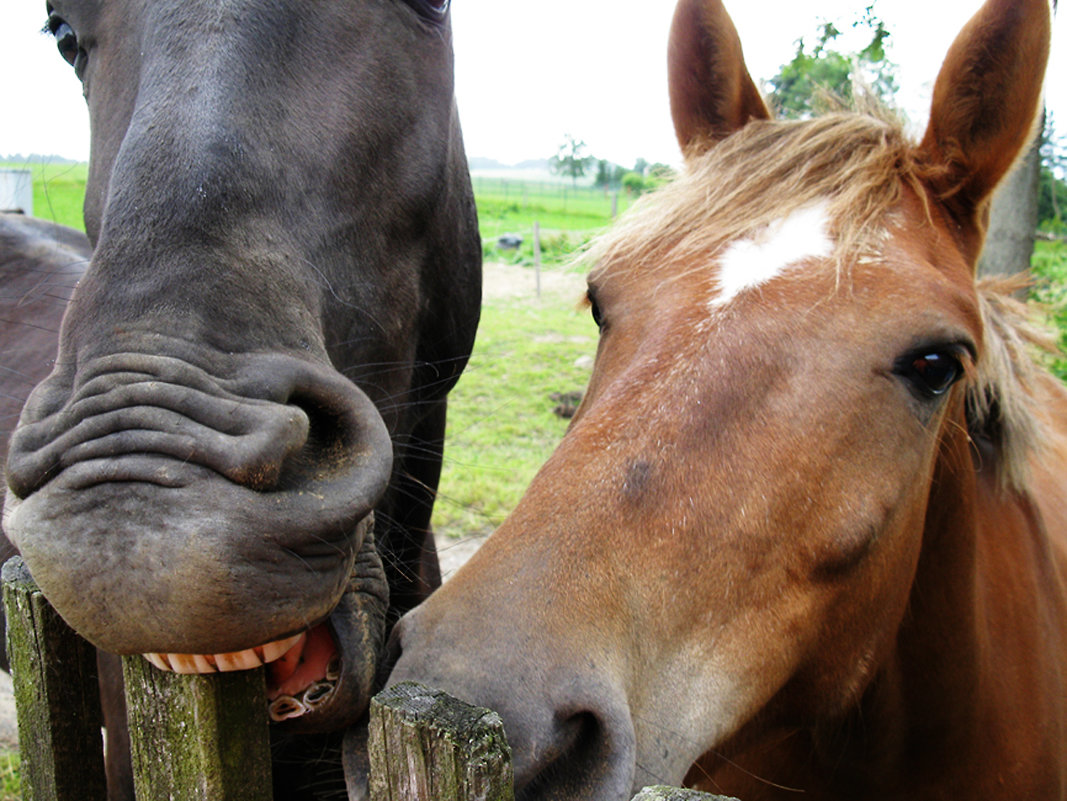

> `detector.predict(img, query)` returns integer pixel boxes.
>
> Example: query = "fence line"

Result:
[2,556,736,801]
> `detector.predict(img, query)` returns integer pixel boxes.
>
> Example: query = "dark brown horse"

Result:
[2,1,479,798]
[387,0,1067,798]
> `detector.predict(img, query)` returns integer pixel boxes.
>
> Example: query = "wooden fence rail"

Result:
[2,556,737,801]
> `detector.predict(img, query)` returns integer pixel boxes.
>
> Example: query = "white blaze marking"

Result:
[711,203,833,308]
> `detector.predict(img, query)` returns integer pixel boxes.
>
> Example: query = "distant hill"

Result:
[1,154,81,164]
[513,158,550,171]
[468,156,550,172]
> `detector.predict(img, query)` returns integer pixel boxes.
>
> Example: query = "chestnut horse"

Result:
[387,0,1067,798]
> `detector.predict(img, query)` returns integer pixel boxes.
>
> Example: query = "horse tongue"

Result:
[266,622,337,700]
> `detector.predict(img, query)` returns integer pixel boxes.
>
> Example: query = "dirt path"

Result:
[480,259,586,302]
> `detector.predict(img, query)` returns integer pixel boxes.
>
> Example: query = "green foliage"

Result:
[548,134,595,185]
[1031,240,1067,381]
[1040,113,1067,232]
[621,172,646,195]
[767,5,898,119]
[593,159,629,190]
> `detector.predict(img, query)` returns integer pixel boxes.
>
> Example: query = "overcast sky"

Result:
[2,1,1065,168]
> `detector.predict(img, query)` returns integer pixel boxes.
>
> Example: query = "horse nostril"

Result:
[515,705,635,799]
[553,709,602,769]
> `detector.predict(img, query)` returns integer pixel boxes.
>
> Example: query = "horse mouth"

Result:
[143,621,344,723]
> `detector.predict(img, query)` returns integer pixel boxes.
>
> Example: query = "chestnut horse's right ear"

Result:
[668,0,771,158]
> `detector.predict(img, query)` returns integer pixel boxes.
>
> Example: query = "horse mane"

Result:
[970,276,1060,491]
[585,106,935,282]
[582,106,1060,493]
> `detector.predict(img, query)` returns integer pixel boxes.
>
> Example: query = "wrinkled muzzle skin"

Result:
[2,0,480,785]
[5,348,391,657]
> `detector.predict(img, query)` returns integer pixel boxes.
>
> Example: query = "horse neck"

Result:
[848,418,1067,793]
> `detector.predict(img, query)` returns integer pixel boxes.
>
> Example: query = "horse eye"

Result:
[47,12,83,72]
[404,0,450,20]
[900,351,963,398]
[587,291,605,330]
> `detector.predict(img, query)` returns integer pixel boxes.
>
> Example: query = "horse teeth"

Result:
[214,649,261,671]
[192,654,218,673]
[269,695,308,721]
[168,654,202,674]
[325,656,341,682]
[141,631,307,675]
[302,680,335,707]
[143,653,172,671]
[260,632,304,664]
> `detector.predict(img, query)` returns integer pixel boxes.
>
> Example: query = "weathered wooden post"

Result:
[533,220,542,300]
[2,556,107,801]
[3,554,274,801]
[121,654,274,801]
[368,681,514,801]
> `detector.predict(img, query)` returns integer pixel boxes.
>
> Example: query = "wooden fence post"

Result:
[121,654,274,801]
[533,220,542,299]
[368,681,514,801]
[2,556,107,801]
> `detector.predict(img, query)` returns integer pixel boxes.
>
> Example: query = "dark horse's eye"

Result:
[404,0,450,21]
[46,11,86,77]
[899,351,964,398]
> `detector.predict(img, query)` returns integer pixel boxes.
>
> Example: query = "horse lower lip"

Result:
[142,631,306,674]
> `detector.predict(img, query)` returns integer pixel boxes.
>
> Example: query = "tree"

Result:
[766,5,898,119]
[977,121,1043,278]
[549,135,595,186]
[978,110,1065,280]
[593,159,628,191]
[1039,112,1067,232]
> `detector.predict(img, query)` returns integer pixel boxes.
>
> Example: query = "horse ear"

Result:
[918,0,1051,234]
[668,0,771,158]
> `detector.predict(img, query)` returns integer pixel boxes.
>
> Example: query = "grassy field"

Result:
[431,275,595,539]
[474,176,634,267]
[0,753,17,801]
[1,161,87,231]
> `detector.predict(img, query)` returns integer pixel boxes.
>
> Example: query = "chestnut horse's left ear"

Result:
[919,0,1051,244]
[668,0,771,158]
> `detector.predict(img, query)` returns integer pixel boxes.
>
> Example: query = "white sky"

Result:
[1,1,1065,168]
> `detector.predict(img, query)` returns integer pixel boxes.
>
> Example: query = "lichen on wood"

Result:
[121,650,273,801]
[2,555,107,801]
[369,681,514,801]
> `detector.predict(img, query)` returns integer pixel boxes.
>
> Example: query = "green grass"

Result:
[0,752,18,801]
[474,177,635,267]
[1030,239,1067,380]
[2,161,87,231]
[431,288,597,539]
